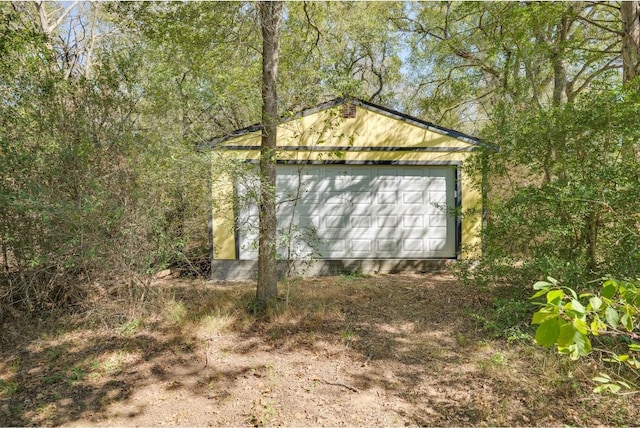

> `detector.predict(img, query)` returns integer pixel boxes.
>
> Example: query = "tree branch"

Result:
[577,13,623,35]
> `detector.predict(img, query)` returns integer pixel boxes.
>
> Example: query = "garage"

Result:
[207,96,493,278]
[237,164,458,260]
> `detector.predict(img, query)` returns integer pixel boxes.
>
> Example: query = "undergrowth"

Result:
[470,285,535,343]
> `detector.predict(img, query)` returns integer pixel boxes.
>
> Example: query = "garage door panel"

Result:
[299,190,322,203]
[422,204,444,215]
[377,191,396,204]
[351,239,372,255]
[326,191,345,205]
[276,174,298,189]
[323,239,346,257]
[429,214,448,227]
[427,225,448,238]
[402,239,424,252]
[428,238,450,251]
[398,204,426,215]
[376,172,398,181]
[325,215,345,229]
[350,215,371,228]
[377,180,398,190]
[349,191,373,205]
[299,215,319,229]
[426,177,448,191]
[428,191,447,204]
[402,214,424,229]
[377,239,397,252]
[402,191,424,205]
[279,239,314,259]
[377,215,397,228]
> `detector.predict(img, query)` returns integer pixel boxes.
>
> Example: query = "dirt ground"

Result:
[1,274,638,426]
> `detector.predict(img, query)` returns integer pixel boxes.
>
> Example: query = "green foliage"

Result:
[248,398,277,427]
[531,277,640,393]
[472,294,534,342]
[339,271,366,282]
[401,2,620,130]
[41,365,86,387]
[117,319,142,337]
[281,2,405,106]
[0,379,19,397]
[2,0,635,325]
[0,2,212,313]
[471,84,640,288]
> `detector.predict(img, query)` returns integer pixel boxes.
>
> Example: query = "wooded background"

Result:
[1,1,639,313]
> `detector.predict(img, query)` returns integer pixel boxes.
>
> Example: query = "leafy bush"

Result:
[0,9,212,313]
[468,84,640,288]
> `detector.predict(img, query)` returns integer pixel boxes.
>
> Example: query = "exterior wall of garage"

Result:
[208,99,489,277]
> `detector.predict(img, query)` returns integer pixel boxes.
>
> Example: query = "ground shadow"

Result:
[1,275,636,426]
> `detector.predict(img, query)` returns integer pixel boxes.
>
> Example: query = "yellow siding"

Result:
[212,104,484,260]
[211,169,236,259]
[460,168,482,258]
[221,107,472,149]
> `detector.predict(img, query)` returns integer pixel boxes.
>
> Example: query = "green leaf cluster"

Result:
[471,84,640,288]
[531,277,640,393]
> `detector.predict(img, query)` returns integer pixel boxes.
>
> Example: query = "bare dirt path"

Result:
[1,274,638,426]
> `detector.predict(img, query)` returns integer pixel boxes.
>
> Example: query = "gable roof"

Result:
[202,96,496,151]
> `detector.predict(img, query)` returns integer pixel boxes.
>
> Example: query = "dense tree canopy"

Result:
[1,1,639,314]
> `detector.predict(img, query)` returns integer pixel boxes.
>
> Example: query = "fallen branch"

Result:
[312,377,359,393]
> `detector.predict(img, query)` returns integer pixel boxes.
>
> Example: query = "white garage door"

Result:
[236,164,457,259]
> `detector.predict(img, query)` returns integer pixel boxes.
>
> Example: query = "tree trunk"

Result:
[257,1,283,308]
[621,1,640,159]
[585,209,599,274]
[621,0,640,86]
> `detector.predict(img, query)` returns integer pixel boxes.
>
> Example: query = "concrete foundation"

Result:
[211,259,451,281]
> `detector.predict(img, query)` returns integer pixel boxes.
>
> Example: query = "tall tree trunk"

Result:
[585,209,599,274]
[621,0,640,86]
[620,2,640,179]
[257,1,283,308]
